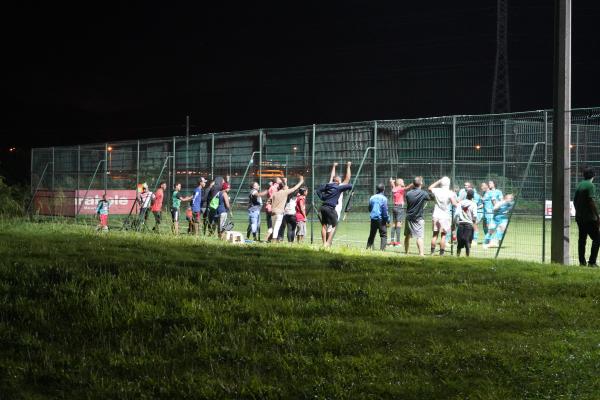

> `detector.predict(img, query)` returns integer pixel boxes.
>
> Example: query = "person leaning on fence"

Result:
[96,194,110,232]
[366,183,390,251]
[429,176,458,256]
[137,183,153,225]
[150,181,166,232]
[574,167,600,267]
[326,162,350,234]
[455,189,477,257]
[270,176,304,243]
[191,177,207,236]
[171,182,192,235]
[404,176,429,256]
[316,162,352,247]
[247,182,268,241]
[215,182,232,240]
[389,177,411,246]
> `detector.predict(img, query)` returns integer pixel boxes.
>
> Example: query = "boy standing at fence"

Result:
[171,182,192,235]
[96,194,110,232]
[455,189,477,257]
[296,187,308,243]
[316,162,352,247]
[367,183,390,251]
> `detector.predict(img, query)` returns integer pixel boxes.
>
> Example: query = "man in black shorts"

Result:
[404,176,430,256]
[315,162,352,247]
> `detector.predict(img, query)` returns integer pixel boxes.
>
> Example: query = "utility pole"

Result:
[491,0,511,114]
[551,0,571,264]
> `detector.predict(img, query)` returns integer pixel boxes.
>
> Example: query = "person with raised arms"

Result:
[316,162,352,247]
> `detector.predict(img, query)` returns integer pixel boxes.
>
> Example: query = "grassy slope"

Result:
[1,222,600,399]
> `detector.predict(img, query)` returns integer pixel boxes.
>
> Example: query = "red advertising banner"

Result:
[76,190,138,215]
[32,190,138,215]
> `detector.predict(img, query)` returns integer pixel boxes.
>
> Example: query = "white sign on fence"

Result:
[544,200,576,219]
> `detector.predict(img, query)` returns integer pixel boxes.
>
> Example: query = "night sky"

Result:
[1,1,599,182]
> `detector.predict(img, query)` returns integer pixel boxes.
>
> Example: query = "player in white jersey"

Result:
[428,176,458,256]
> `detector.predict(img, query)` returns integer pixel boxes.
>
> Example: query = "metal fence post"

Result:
[373,120,378,193]
[136,140,140,186]
[172,137,176,188]
[311,123,316,244]
[52,147,55,191]
[186,116,189,190]
[104,144,108,194]
[76,145,80,216]
[502,119,507,188]
[259,129,263,241]
[451,116,456,185]
[211,133,215,180]
[543,110,548,262]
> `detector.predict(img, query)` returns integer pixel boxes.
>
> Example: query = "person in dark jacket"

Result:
[366,183,390,251]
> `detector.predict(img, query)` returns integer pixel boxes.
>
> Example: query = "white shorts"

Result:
[432,216,451,233]
[296,221,306,236]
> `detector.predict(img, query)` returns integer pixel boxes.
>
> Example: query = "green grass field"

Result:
[1,220,600,398]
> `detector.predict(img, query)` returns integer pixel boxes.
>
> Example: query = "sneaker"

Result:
[588,263,599,268]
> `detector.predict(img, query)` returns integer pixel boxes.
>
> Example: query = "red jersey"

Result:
[295,195,306,222]
[151,188,164,212]
[392,186,405,206]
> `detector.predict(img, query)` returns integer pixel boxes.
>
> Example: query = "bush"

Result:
[0,175,26,216]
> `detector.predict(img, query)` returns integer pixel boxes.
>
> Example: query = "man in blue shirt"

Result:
[482,180,503,246]
[316,161,352,247]
[191,177,207,235]
[366,183,390,251]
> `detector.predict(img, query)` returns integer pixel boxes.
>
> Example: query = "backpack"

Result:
[209,192,220,210]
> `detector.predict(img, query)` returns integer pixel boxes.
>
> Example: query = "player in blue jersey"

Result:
[481,180,503,247]
[459,181,482,245]
[488,193,514,248]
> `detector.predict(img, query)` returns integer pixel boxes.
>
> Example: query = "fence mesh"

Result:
[30,108,600,264]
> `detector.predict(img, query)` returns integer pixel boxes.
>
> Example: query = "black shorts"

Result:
[266,211,273,229]
[171,209,179,222]
[457,223,474,247]
[320,205,339,227]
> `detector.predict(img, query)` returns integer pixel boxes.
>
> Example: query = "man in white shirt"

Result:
[428,176,458,256]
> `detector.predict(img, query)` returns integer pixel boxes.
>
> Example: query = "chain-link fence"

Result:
[30,107,600,264]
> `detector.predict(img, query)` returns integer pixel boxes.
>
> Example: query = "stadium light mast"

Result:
[551,0,571,264]
[491,0,510,114]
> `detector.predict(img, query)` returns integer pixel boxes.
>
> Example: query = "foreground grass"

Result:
[1,222,600,399]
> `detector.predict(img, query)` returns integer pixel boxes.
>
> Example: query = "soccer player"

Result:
[326,162,351,234]
[455,189,477,257]
[247,182,268,241]
[171,182,192,235]
[389,177,409,246]
[295,187,308,243]
[574,167,600,267]
[95,194,110,232]
[488,193,514,248]
[482,180,503,247]
[429,176,458,256]
[150,181,166,232]
[404,176,429,256]
[316,162,352,247]
[366,183,390,251]
[271,176,304,242]
[458,181,482,245]
[191,178,207,235]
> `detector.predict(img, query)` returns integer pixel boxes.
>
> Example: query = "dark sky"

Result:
[1,1,600,181]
